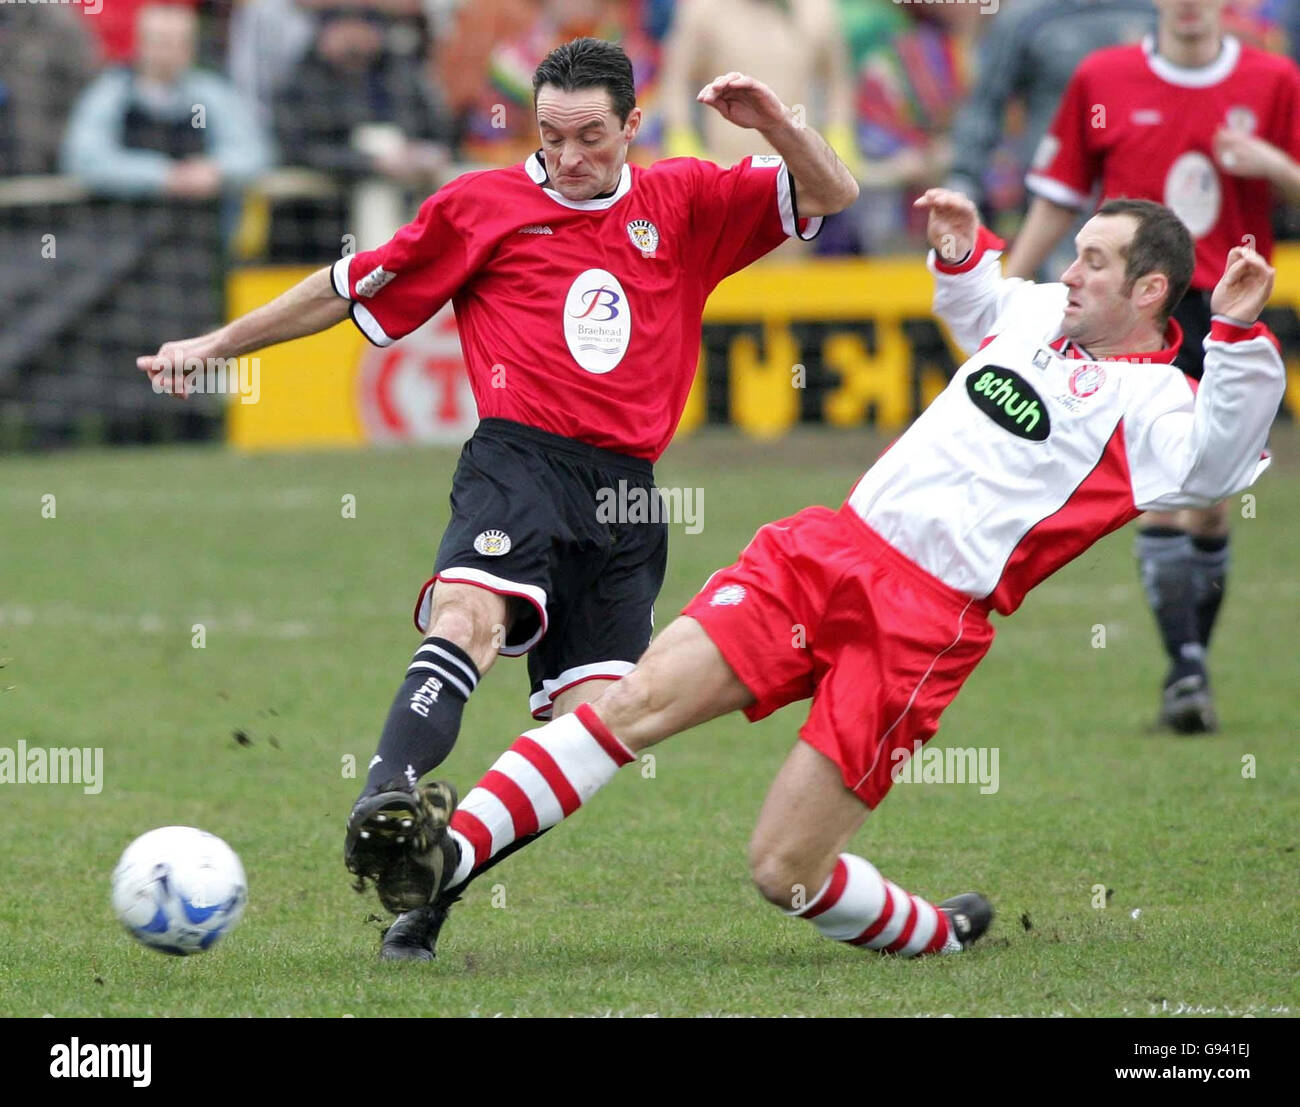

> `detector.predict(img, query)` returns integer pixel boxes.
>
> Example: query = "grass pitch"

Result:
[1,428,1297,1017]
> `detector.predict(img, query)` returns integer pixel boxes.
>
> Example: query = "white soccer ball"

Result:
[111,826,247,955]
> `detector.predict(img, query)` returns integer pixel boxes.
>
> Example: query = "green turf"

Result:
[1,428,1297,1017]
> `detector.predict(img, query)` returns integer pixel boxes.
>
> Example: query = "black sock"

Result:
[361,637,480,799]
[1136,527,1204,685]
[1190,534,1229,648]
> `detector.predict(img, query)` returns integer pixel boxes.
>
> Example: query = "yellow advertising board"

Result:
[227,249,1300,451]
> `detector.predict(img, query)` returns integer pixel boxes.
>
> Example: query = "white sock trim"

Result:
[446,829,474,889]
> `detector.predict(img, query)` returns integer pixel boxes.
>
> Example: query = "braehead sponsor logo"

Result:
[966,366,1051,441]
[563,267,632,374]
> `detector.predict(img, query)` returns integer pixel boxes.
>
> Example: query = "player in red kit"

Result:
[1003,0,1300,733]
[136,39,859,954]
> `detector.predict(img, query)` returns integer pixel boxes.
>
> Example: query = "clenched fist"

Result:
[1210,244,1275,325]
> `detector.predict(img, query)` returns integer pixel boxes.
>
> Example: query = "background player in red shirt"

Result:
[1001,0,1300,733]
[136,39,859,947]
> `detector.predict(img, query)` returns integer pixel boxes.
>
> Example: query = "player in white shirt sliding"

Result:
[383,189,1284,961]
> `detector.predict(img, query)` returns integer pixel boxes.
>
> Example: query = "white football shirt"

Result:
[847,229,1284,615]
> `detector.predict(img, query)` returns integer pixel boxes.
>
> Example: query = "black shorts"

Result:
[1172,288,1212,380]
[415,418,667,719]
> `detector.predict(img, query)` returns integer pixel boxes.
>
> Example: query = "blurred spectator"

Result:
[228,0,437,127]
[271,7,453,258]
[93,0,201,63]
[831,2,983,253]
[1224,0,1291,53]
[227,0,318,126]
[275,9,450,184]
[62,2,271,199]
[434,0,538,139]
[54,3,270,440]
[659,0,855,172]
[444,0,660,166]
[0,6,100,176]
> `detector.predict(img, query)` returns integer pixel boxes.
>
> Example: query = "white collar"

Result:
[1142,33,1240,88]
[525,152,632,211]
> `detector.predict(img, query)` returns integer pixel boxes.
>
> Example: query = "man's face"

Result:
[535,85,641,201]
[1059,214,1160,348]
[136,4,197,85]
[1153,0,1227,41]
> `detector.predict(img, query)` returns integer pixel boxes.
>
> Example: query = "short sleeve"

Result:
[331,173,493,346]
[1269,59,1300,163]
[684,155,823,289]
[1024,66,1100,210]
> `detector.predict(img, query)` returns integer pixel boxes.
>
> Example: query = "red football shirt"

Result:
[1026,35,1300,289]
[333,153,820,460]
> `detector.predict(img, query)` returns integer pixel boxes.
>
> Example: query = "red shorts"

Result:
[683,505,995,808]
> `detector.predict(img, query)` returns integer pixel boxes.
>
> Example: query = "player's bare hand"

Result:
[136,337,220,400]
[913,188,979,262]
[1210,244,1274,324]
[165,157,222,200]
[697,72,789,133]
[1213,127,1283,180]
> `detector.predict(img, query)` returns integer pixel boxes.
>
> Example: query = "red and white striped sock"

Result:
[790,854,962,956]
[444,702,635,888]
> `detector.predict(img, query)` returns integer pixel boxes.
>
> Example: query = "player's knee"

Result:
[748,844,807,910]
[428,603,478,646]
[427,597,504,671]
[595,667,658,729]
[1186,501,1229,537]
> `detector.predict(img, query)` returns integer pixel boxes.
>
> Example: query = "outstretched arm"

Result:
[697,71,858,216]
[1132,247,1285,510]
[136,267,349,392]
[914,188,1030,356]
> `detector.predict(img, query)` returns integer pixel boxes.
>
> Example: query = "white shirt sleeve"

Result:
[1124,319,1285,511]
[927,229,1039,356]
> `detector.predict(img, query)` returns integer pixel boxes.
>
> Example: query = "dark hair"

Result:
[532,37,636,125]
[1095,198,1194,322]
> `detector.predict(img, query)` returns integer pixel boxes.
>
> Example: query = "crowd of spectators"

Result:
[5,0,1300,259]
[2,0,1297,445]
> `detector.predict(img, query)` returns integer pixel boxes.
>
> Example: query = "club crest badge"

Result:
[473,529,512,556]
[1068,363,1106,398]
[627,219,659,257]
